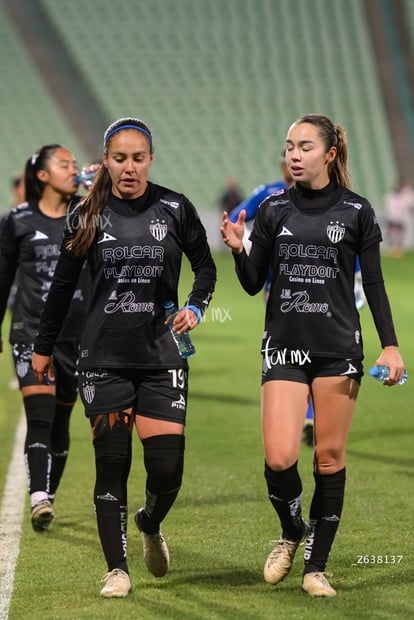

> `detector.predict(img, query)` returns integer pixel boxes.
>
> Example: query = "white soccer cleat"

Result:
[302,571,336,597]
[135,508,170,577]
[100,568,131,598]
[264,521,308,584]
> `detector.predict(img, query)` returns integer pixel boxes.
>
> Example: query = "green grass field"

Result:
[1,251,413,620]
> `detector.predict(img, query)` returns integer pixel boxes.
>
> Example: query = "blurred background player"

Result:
[383,176,414,258]
[0,144,90,531]
[1,171,26,389]
[218,176,245,218]
[11,171,26,207]
[230,151,293,264]
[228,152,316,443]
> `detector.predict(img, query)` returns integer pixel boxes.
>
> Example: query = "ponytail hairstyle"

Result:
[295,113,351,188]
[24,144,62,202]
[67,117,153,256]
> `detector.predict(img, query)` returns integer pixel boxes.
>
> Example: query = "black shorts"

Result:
[261,353,363,385]
[78,367,188,424]
[12,340,79,402]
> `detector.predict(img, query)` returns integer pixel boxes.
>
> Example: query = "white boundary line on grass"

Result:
[0,412,27,620]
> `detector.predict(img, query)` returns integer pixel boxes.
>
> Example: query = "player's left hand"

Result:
[165,307,198,333]
[375,346,405,386]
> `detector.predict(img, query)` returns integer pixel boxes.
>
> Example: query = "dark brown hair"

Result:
[67,118,153,255]
[24,144,62,201]
[295,113,351,188]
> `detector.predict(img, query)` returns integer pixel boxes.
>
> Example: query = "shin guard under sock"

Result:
[49,403,73,497]
[303,467,346,574]
[264,461,304,540]
[23,394,55,494]
[93,417,132,571]
[140,434,185,534]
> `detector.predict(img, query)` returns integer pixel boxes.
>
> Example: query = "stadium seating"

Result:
[0,4,87,205]
[0,0,401,218]
[39,0,397,213]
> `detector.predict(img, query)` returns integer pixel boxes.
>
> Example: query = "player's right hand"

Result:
[220,209,246,254]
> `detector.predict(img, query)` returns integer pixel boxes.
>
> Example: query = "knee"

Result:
[94,440,132,491]
[265,458,294,471]
[23,394,55,426]
[313,446,345,474]
[23,394,55,445]
[93,414,132,475]
[143,434,185,492]
[265,451,298,471]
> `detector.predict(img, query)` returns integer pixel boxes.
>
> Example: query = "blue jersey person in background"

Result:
[229,151,293,299]
[230,152,365,446]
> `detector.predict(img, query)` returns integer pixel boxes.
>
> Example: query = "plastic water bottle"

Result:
[369,366,408,384]
[164,301,196,358]
[76,168,96,189]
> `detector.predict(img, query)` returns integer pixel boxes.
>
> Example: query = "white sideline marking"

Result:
[0,412,27,620]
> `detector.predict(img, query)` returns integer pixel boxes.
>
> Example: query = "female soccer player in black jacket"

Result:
[0,144,89,531]
[221,113,405,597]
[33,118,216,598]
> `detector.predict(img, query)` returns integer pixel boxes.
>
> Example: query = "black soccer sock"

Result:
[23,394,55,496]
[264,461,304,540]
[49,403,74,498]
[93,416,132,573]
[139,434,185,535]
[303,467,346,575]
